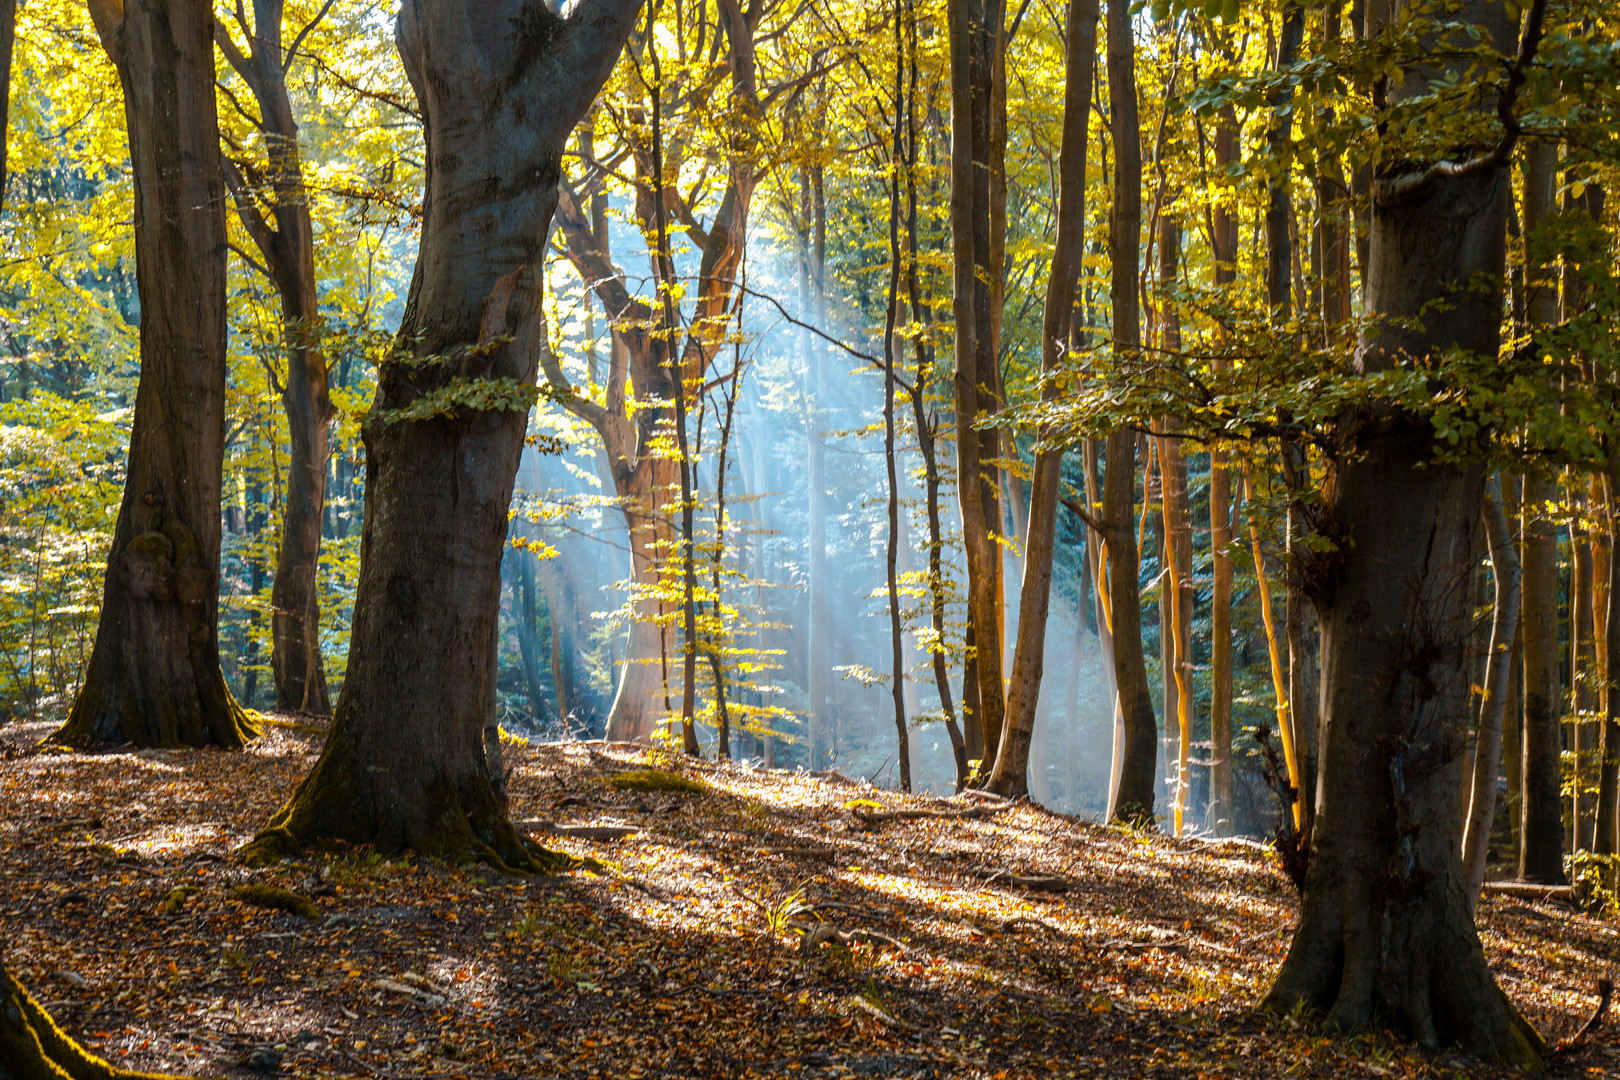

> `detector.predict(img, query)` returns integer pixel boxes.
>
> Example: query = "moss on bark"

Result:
[238,722,575,875]
[1,961,180,1080]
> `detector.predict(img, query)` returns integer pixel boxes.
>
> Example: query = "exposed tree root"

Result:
[1,958,178,1079]
[238,737,580,875]
[1558,978,1613,1055]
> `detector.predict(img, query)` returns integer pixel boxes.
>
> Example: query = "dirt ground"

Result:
[0,717,1614,1079]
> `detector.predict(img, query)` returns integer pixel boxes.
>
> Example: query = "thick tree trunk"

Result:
[216,1,335,716]
[1263,129,1543,1063]
[1,956,178,1080]
[990,0,1096,798]
[244,0,642,867]
[59,0,254,749]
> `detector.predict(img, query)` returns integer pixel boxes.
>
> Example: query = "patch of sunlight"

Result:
[125,822,226,857]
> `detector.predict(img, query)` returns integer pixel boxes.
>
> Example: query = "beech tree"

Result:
[1262,0,1548,1061]
[244,0,643,865]
[56,0,255,749]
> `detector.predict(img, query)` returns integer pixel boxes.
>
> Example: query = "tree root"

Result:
[2,959,179,1079]
[1557,978,1613,1055]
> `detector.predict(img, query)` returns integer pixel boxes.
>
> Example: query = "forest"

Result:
[0,0,1618,1075]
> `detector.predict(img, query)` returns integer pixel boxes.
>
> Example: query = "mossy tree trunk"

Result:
[57,0,254,750]
[1,957,176,1080]
[1263,2,1545,1048]
[244,0,643,868]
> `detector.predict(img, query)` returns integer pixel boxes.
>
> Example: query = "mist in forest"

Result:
[489,215,1122,810]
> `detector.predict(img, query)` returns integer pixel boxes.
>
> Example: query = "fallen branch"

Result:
[1099,938,1187,953]
[517,819,642,842]
[847,995,920,1032]
[798,922,909,956]
[372,978,445,1006]
[970,867,1071,892]
[757,845,839,857]
[1480,880,1574,902]
[1558,977,1613,1055]
[998,916,1062,935]
[854,804,1003,829]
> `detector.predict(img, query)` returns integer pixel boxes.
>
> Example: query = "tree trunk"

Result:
[59,0,254,749]
[1463,473,1521,908]
[1596,468,1619,876]
[948,0,1006,773]
[881,2,910,791]
[1102,0,1155,824]
[216,0,335,716]
[0,0,14,220]
[1206,103,1240,833]
[1,955,179,1080]
[990,0,1096,798]
[1263,56,1543,1055]
[901,43,969,786]
[243,0,642,868]
[1519,141,1565,884]
[513,550,548,724]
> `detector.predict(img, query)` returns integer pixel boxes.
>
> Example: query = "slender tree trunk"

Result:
[511,550,547,724]
[1597,469,1620,878]
[1463,474,1522,908]
[948,0,1006,773]
[216,1,335,716]
[1102,0,1156,824]
[59,0,254,749]
[806,167,831,769]
[990,0,1096,798]
[0,0,14,220]
[1519,141,1566,884]
[902,24,969,785]
[1206,104,1239,833]
[881,0,911,791]
[243,0,642,867]
[1573,512,1596,851]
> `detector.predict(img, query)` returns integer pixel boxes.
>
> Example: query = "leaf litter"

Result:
[0,719,1613,1079]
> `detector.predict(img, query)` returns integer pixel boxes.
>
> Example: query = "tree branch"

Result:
[1377,0,1549,206]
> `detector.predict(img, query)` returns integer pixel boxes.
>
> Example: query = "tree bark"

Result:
[0,0,14,220]
[1519,141,1565,884]
[1102,0,1156,824]
[1,955,179,1080]
[243,0,643,867]
[1463,473,1521,908]
[948,0,1007,773]
[1263,8,1544,1047]
[1206,104,1240,833]
[58,0,254,749]
[989,0,1096,798]
[216,0,336,716]
[1597,469,1619,875]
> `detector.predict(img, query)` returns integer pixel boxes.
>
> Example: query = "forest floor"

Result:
[0,718,1614,1080]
